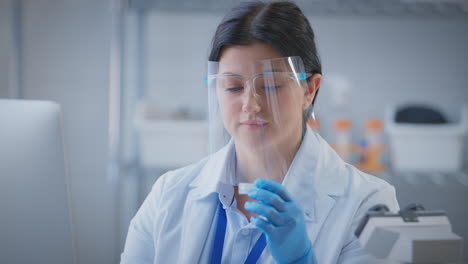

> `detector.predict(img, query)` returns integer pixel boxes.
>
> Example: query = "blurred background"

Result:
[1,0,467,263]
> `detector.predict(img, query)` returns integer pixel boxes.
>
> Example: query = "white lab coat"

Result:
[121,127,399,263]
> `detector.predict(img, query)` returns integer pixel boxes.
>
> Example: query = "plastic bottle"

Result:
[357,119,386,173]
[331,118,353,163]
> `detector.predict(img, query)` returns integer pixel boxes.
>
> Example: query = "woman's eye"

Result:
[263,85,281,91]
[226,87,243,92]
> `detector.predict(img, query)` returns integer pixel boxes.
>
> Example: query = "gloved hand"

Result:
[244,178,317,264]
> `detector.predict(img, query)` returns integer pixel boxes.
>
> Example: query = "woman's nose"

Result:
[242,86,261,113]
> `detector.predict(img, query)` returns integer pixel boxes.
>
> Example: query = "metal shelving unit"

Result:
[128,0,468,17]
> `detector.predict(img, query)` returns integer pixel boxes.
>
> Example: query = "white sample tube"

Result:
[238,183,255,194]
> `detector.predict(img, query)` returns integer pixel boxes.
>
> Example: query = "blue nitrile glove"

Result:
[244,178,317,264]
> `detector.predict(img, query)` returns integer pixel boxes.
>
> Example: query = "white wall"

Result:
[14,0,118,263]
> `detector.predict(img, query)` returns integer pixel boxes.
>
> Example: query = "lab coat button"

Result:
[241,229,250,236]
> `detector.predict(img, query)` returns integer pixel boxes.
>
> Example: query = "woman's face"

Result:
[217,42,317,151]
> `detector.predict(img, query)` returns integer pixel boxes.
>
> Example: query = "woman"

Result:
[121,1,399,263]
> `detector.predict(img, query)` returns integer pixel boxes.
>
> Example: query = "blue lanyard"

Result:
[210,202,266,264]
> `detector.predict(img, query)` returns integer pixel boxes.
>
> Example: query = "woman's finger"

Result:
[251,216,274,235]
[254,178,292,202]
[245,201,285,226]
[247,188,286,212]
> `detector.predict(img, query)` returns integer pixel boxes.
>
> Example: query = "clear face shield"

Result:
[206,56,311,186]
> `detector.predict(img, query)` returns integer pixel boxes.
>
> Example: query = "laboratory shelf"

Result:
[134,101,209,168]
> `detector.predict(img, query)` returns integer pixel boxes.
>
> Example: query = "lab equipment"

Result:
[356,118,386,174]
[0,99,76,264]
[386,104,468,172]
[395,105,447,124]
[356,203,465,263]
[246,179,317,264]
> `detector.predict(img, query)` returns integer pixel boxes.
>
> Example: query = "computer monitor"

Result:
[0,99,76,264]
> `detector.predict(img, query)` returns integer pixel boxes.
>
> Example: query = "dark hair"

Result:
[208,0,322,130]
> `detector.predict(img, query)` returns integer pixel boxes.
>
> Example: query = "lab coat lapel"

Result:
[181,140,235,263]
[310,132,349,244]
[285,128,347,245]
[179,191,218,263]
[285,174,336,245]
[309,194,336,245]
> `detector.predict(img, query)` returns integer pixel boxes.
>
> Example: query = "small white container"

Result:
[238,183,255,195]
[385,104,467,172]
[135,102,209,168]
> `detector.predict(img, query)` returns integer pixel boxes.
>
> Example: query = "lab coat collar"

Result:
[188,137,236,201]
[188,126,348,220]
[281,125,347,198]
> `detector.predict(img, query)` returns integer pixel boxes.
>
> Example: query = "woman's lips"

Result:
[240,120,268,128]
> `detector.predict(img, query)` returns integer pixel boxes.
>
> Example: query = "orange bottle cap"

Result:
[333,118,351,131]
[365,118,383,131]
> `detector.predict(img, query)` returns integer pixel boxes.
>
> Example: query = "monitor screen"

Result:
[0,99,76,264]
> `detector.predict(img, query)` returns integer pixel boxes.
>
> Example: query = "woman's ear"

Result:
[303,73,322,109]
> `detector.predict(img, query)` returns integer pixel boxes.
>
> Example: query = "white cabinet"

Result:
[135,102,208,168]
